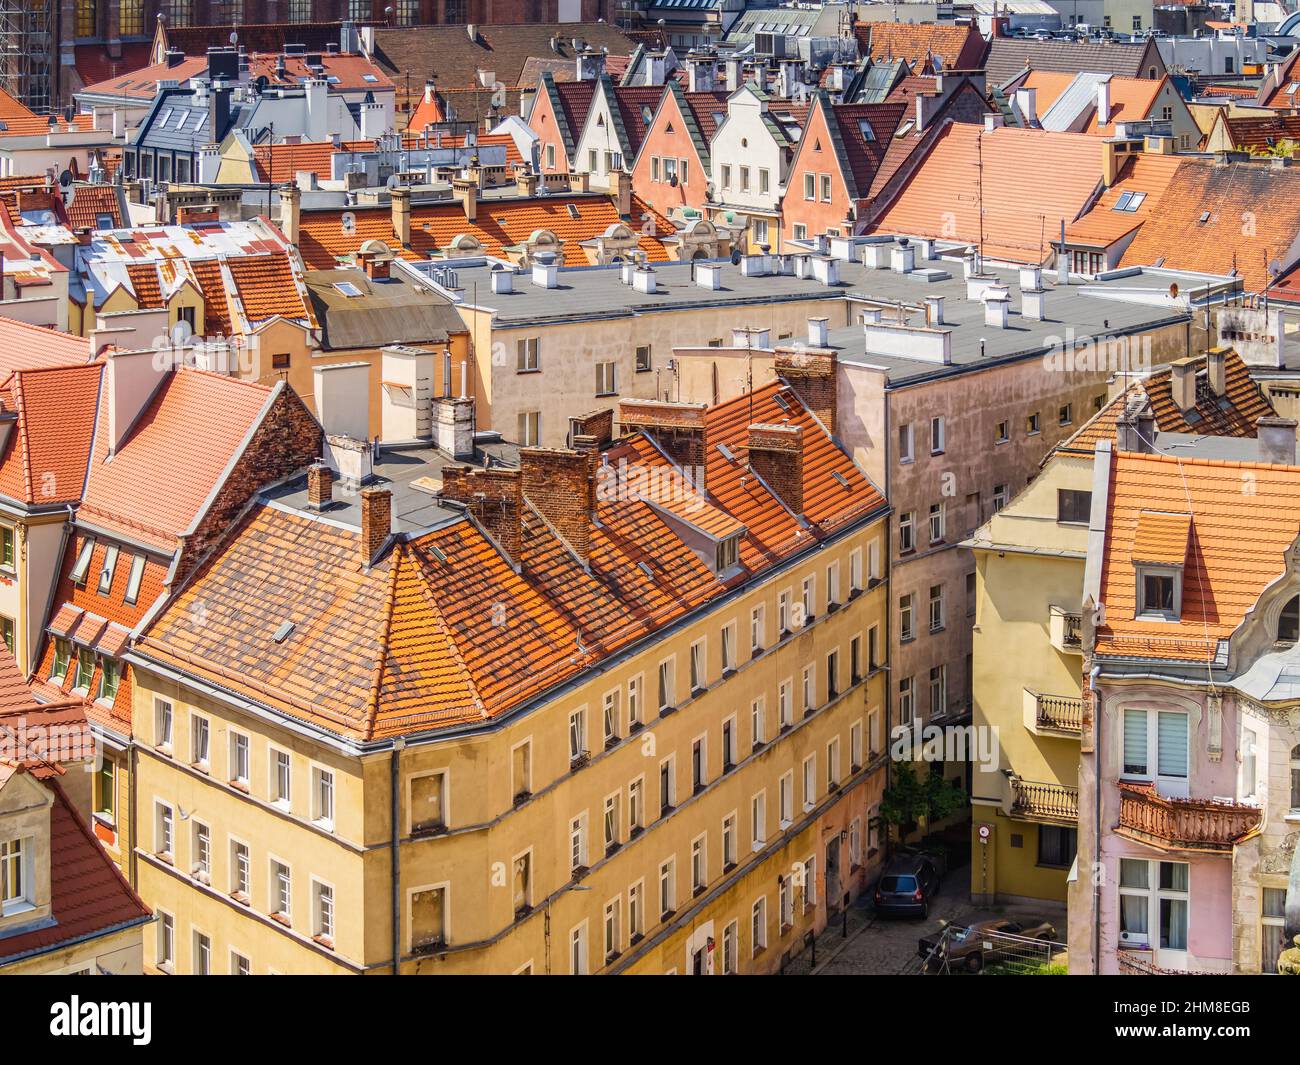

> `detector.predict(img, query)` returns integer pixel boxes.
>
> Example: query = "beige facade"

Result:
[0,510,69,675]
[130,516,891,975]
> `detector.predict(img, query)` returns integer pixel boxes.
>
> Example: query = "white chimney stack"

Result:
[531,256,559,289]
[695,262,722,290]
[491,264,514,294]
[925,295,945,326]
[808,316,829,347]
[1014,87,1038,127]
[632,265,657,294]
[891,243,916,274]
[1096,80,1112,128]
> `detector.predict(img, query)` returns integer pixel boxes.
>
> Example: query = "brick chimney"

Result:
[618,398,708,474]
[747,423,804,513]
[360,486,392,564]
[390,187,411,246]
[360,252,390,280]
[569,407,614,447]
[521,447,596,565]
[307,462,334,509]
[441,465,523,566]
[776,350,837,434]
[609,169,632,218]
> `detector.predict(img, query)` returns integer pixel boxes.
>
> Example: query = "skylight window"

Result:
[716,442,737,462]
[71,537,95,585]
[858,120,876,141]
[333,281,362,297]
[97,544,119,595]
[832,470,851,489]
[566,204,581,219]
[124,553,146,605]
[363,74,379,83]
[1114,191,1146,212]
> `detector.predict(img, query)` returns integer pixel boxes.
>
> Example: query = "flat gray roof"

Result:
[422,251,1236,386]
[263,439,519,534]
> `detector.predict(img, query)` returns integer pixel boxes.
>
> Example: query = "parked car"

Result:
[917,917,1057,972]
[895,842,949,878]
[872,856,941,918]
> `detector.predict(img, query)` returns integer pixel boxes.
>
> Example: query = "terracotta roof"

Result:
[827,100,908,199]
[853,22,987,71]
[611,84,668,159]
[1064,151,1182,249]
[1117,158,1300,291]
[1215,114,1300,153]
[1131,509,1192,565]
[1024,71,1169,137]
[1256,49,1300,111]
[79,370,276,553]
[405,90,447,130]
[870,124,1105,263]
[251,132,522,182]
[137,381,885,741]
[1094,450,1300,661]
[68,41,152,90]
[1062,349,1275,454]
[124,262,163,308]
[79,51,392,101]
[296,193,675,269]
[681,89,732,144]
[0,777,151,965]
[188,258,233,335]
[224,253,316,325]
[65,185,125,231]
[0,316,89,376]
[0,363,103,508]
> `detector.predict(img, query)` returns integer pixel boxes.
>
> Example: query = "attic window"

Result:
[71,537,95,586]
[858,120,876,142]
[637,560,655,579]
[124,553,146,606]
[97,544,119,595]
[895,121,914,136]
[715,533,741,572]
[716,442,737,462]
[428,545,448,563]
[831,470,851,489]
[1288,82,1300,94]
[363,74,379,83]
[333,281,362,297]
[1114,191,1146,212]
[1136,567,1180,620]
[772,392,791,412]
[566,203,581,220]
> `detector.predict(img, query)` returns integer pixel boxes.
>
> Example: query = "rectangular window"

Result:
[899,511,914,553]
[0,527,12,570]
[74,648,94,690]
[721,622,736,673]
[193,932,211,976]
[70,537,94,585]
[660,757,674,815]
[750,604,766,653]
[157,912,174,970]
[192,821,211,880]
[898,423,914,464]
[603,793,620,853]
[751,697,766,749]
[929,584,944,633]
[751,791,766,847]
[230,732,249,787]
[412,887,447,952]
[569,708,587,764]
[722,716,736,769]
[570,814,588,872]
[97,658,120,703]
[0,837,28,907]
[779,772,793,825]
[155,698,173,749]
[603,898,621,960]
[271,861,292,920]
[232,840,250,899]
[231,951,251,976]
[595,361,616,396]
[570,924,587,975]
[899,677,914,725]
[723,920,738,974]
[803,173,815,200]
[94,760,115,821]
[928,503,945,544]
[992,483,1010,512]
[602,689,621,747]
[803,754,816,809]
[155,802,174,859]
[517,411,540,446]
[690,639,706,693]
[272,749,291,807]
[629,881,644,939]
[930,416,945,454]
[657,659,675,711]
[659,857,676,917]
[752,897,767,954]
[635,345,652,372]
[691,836,706,894]
[628,675,643,728]
[313,767,335,829]
[899,594,915,642]
[412,772,447,834]
[516,337,540,371]
[1058,489,1091,524]
[722,813,737,868]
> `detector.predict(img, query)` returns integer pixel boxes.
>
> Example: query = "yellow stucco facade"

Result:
[130,517,892,975]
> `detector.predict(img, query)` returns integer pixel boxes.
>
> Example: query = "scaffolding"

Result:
[0,0,53,114]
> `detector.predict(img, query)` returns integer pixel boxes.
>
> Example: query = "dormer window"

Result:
[1137,567,1180,620]
[1131,511,1191,621]
[1,837,31,914]
[1279,596,1299,643]
[70,537,95,586]
[715,534,740,572]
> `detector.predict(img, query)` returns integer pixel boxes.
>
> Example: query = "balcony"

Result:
[1009,777,1078,825]
[1048,606,1083,654]
[1024,689,1083,737]
[1116,782,1263,854]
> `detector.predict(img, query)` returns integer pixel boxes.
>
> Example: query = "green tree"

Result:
[878,762,965,838]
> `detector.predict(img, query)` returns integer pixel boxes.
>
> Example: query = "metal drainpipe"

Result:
[1089,663,1102,976]
[129,740,139,889]
[391,737,405,975]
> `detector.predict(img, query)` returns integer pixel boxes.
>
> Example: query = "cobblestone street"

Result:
[784,864,1067,975]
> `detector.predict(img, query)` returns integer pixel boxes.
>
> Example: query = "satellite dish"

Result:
[58,169,72,188]
[385,173,400,190]
[170,319,193,347]
[229,31,238,46]
[1169,282,1179,299]
[254,75,269,94]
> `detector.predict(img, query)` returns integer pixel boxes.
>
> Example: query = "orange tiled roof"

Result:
[225,254,316,326]
[1216,113,1300,153]
[65,184,124,231]
[79,369,277,552]
[137,381,885,741]
[1118,157,1300,291]
[0,777,151,963]
[1131,509,1192,565]
[296,193,675,269]
[1021,71,1168,137]
[0,363,102,507]
[124,262,164,308]
[188,258,232,335]
[1094,450,1300,661]
[406,91,446,130]
[853,21,987,71]
[870,124,1104,264]
[0,315,89,377]
[1062,349,1275,454]
[1064,151,1182,249]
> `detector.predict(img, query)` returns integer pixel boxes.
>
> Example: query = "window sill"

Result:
[230,891,250,906]
[269,912,292,928]
[515,368,541,375]
[230,780,250,794]
[313,935,335,951]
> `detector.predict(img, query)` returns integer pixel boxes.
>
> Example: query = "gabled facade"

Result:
[572,78,665,189]
[529,73,599,176]
[631,82,728,219]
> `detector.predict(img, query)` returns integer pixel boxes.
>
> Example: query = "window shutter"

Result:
[1157,712,1189,778]
[1123,709,1148,774]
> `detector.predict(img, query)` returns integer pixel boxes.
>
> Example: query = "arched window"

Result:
[1280,596,1300,643]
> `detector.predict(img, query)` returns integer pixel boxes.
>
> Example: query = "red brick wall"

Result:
[521,447,594,563]
[176,385,322,582]
[748,423,804,513]
[776,349,837,435]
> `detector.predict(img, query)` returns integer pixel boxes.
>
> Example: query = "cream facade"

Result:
[128,514,892,974]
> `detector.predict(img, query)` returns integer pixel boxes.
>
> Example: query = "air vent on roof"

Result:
[637,561,655,579]
[272,621,295,643]
[716,442,737,462]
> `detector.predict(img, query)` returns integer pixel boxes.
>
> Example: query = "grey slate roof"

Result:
[986,37,1164,88]
[305,267,467,352]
